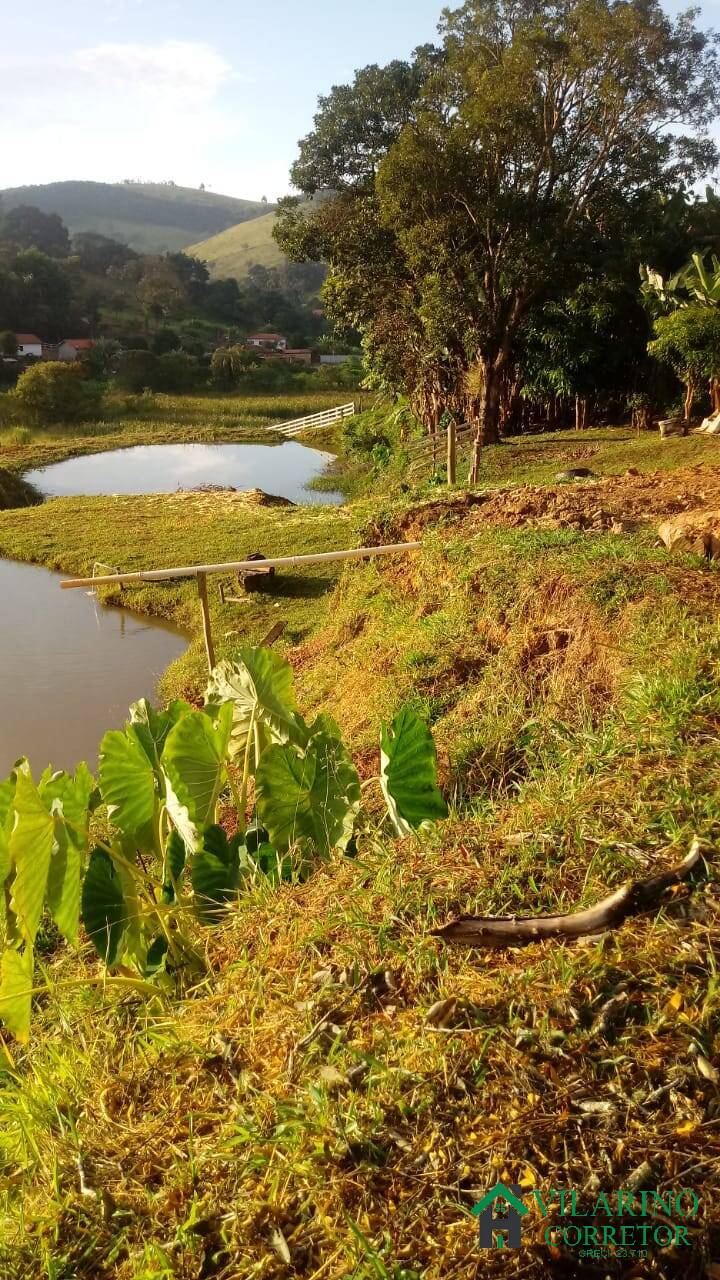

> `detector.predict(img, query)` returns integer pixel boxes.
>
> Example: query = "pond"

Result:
[0,558,187,777]
[25,440,342,504]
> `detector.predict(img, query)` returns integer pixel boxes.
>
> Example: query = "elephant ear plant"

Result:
[0,647,447,1041]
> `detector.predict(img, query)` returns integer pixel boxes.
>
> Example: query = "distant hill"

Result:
[0,181,272,254]
[187,211,287,279]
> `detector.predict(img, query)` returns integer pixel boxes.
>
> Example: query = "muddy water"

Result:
[0,558,187,776]
[25,440,342,504]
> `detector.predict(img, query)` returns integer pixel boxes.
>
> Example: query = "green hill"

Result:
[187,210,287,279]
[0,181,272,254]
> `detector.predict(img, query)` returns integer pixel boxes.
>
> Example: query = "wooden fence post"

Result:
[196,572,215,673]
[447,421,456,486]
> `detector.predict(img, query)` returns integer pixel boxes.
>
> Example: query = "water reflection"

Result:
[25,441,342,504]
[0,558,187,776]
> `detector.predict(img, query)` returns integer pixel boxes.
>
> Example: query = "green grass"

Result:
[1,507,719,1278]
[391,423,720,493]
[187,210,286,279]
[2,415,720,1277]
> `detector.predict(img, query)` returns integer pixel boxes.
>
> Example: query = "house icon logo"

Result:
[472,1182,529,1249]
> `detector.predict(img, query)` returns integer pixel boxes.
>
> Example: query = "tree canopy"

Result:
[276,0,720,464]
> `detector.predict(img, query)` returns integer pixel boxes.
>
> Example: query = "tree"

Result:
[648,304,720,423]
[0,331,17,358]
[13,362,104,423]
[277,0,720,472]
[0,249,75,338]
[1,205,71,257]
[73,232,137,274]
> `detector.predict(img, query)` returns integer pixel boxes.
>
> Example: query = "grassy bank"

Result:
[2,423,720,1278]
[1,456,720,1276]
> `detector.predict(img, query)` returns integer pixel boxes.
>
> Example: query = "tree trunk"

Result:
[711,378,720,414]
[683,381,695,433]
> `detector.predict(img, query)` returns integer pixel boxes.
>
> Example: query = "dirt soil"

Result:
[373,464,720,541]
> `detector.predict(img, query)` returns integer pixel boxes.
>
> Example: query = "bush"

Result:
[115,349,158,393]
[151,328,181,355]
[115,349,200,394]
[12,362,104,424]
[152,352,200,393]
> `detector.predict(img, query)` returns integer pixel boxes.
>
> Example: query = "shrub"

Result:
[152,352,200,393]
[12,361,104,423]
[115,349,158,393]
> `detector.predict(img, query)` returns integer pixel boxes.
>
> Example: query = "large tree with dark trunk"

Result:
[276,0,719,474]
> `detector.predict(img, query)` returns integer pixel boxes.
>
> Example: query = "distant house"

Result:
[319,354,353,365]
[245,333,288,352]
[14,334,43,358]
[58,338,95,361]
[278,348,313,365]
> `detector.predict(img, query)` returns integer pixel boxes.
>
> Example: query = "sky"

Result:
[2,0,718,201]
[1,0,444,200]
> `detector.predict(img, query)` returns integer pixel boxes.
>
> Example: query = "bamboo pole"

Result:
[196,572,215,673]
[60,542,422,590]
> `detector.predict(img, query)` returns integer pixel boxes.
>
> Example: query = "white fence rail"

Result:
[268,402,356,438]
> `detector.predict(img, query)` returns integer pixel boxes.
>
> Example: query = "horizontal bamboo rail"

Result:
[60,542,422,590]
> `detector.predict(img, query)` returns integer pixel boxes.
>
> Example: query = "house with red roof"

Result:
[244,333,288,352]
[14,333,43,358]
[58,338,96,361]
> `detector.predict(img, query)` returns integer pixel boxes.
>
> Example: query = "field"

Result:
[0,416,719,1278]
[187,210,287,280]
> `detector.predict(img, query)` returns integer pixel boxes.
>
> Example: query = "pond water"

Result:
[25,440,342,504]
[0,558,187,777]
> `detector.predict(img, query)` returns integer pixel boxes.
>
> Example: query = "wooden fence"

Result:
[268,402,356,438]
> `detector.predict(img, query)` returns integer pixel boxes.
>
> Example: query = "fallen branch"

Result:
[432,838,705,949]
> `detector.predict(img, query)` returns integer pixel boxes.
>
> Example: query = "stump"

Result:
[238,552,276,592]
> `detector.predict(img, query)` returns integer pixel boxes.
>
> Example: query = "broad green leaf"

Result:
[99,730,156,840]
[41,764,95,946]
[256,732,360,856]
[380,707,447,837]
[144,935,169,974]
[191,824,246,922]
[81,848,127,965]
[8,767,55,944]
[253,842,296,886]
[0,947,34,1043]
[163,705,233,850]
[40,764,94,850]
[205,648,308,766]
[45,827,81,946]
[129,698,192,769]
[162,828,187,904]
[0,772,17,894]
